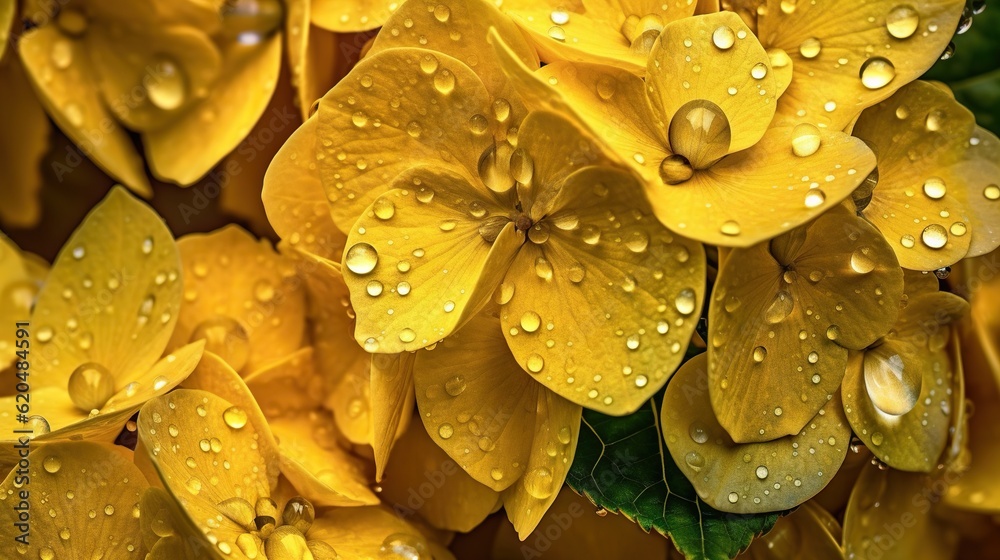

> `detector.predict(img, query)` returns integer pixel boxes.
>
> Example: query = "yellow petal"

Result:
[741,502,843,560]
[501,387,581,539]
[180,350,281,481]
[648,124,875,247]
[18,28,151,193]
[0,442,147,559]
[269,413,381,507]
[853,81,981,270]
[492,488,670,558]
[244,347,325,418]
[647,12,776,155]
[263,116,347,261]
[958,126,1000,258]
[380,418,501,532]
[170,225,306,373]
[88,26,221,132]
[0,0,12,60]
[140,487,202,560]
[310,0,398,32]
[137,389,273,555]
[662,354,851,513]
[284,0,340,120]
[842,292,967,470]
[316,48,496,232]
[843,465,959,560]
[342,167,522,353]
[0,55,49,228]
[31,187,182,391]
[100,339,205,413]
[945,310,1000,512]
[371,352,416,481]
[368,0,539,98]
[145,35,283,185]
[0,234,36,371]
[758,0,964,130]
[295,255,374,443]
[307,506,442,559]
[413,311,542,491]
[709,206,903,441]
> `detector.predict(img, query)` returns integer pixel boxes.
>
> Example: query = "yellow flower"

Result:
[841,273,968,472]
[413,308,582,537]
[342,110,705,415]
[168,225,307,374]
[499,0,698,73]
[0,188,204,464]
[136,387,444,559]
[661,352,852,513]
[0,441,150,558]
[495,11,876,246]
[755,0,965,129]
[17,0,285,189]
[850,80,1000,271]
[0,234,46,373]
[707,205,903,442]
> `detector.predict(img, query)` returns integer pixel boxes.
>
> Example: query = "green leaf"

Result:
[566,382,780,560]
[923,8,1000,133]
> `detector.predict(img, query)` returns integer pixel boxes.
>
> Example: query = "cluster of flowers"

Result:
[2,0,1000,558]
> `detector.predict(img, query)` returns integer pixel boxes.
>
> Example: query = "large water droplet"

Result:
[345,243,379,274]
[864,348,921,415]
[148,56,187,111]
[712,26,736,49]
[675,288,697,315]
[791,123,821,157]
[524,467,555,499]
[658,154,694,185]
[765,291,794,323]
[920,224,948,249]
[859,57,896,90]
[922,177,946,199]
[668,100,732,168]
[223,406,248,429]
[799,37,822,58]
[850,246,877,274]
[67,362,115,412]
[886,4,919,39]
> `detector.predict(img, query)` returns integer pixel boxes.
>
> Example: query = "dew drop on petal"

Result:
[920,224,948,249]
[860,57,896,89]
[712,26,736,49]
[791,123,821,157]
[886,4,919,39]
[345,243,379,274]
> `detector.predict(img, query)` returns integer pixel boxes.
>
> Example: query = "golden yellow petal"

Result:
[0,0,13,60]
[88,26,220,132]
[758,0,964,130]
[380,419,501,532]
[342,167,521,353]
[244,347,325,418]
[501,168,705,414]
[101,340,205,413]
[18,28,151,193]
[413,311,542,491]
[371,352,416,481]
[269,413,381,507]
[30,187,182,391]
[0,235,35,371]
[843,465,959,560]
[137,389,273,557]
[307,506,441,559]
[492,488,671,557]
[0,442,147,559]
[741,502,843,559]
[284,0,339,120]
[310,0,397,32]
[663,354,851,513]
[0,55,49,228]
[501,388,581,539]
[316,48,496,232]
[945,311,1000,512]
[140,487,202,560]
[648,12,776,155]
[145,35,283,185]
[180,350,281,483]
[171,225,306,373]
[709,205,903,441]
[953,126,1000,258]
[368,0,539,99]
[648,125,875,247]
[854,81,980,270]
[263,116,347,261]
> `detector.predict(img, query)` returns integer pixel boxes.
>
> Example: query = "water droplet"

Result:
[984,184,1000,200]
[345,242,379,274]
[728,492,740,503]
[756,465,769,479]
[685,451,706,472]
[871,432,884,446]
[433,4,450,21]
[398,328,416,343]
[791,123,821,157]
[568,263,586,283]
[920,224,948,249]
[396,281,411,296]
[520,311,541,333]
[524,467,555,499]
[534,257,554,280]
[548,25,566,41]
[765,291,794,323]
[223,406,248,429]
[950,222,967,236]
[860,57,896,89]
[51,39,73,69]
[367,281,384,296]
[804,189,826,208]
[721,220,741,236]
[799,37,822,58]
[689,422,709,444]
[658,154,694,185]
[372,198,396,220]
[510,148,534,184]
[712,26,736,49]
[864,349,921,415]
[43,455,62,474]
[753,346,767,363]
[675,288,697,315]
[468,114,489,135]
[922,177,947,199]
[668,100,732,169]
[886,4,919,39]
[751,62,768,80]
[850,246,877,273]
[148,56,187,110]
[925,110,944,132]
[526,353,545,373]
[67,362,115,412]
[433,69,455,94]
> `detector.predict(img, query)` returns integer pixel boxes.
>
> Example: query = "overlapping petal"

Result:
[663,354,851,514]
[709,206,903,441]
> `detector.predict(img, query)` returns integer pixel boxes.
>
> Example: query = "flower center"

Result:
[514,213,533,232]
[621,14,664,55]
[667,100,732,170]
